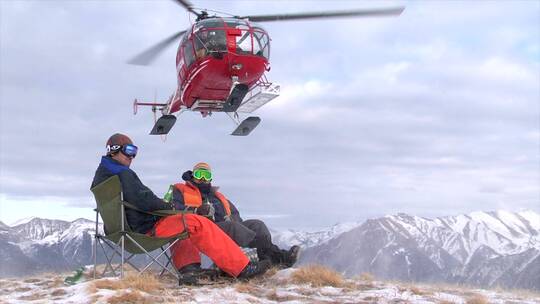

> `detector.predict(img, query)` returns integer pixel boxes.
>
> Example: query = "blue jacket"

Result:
[91,156,172,234]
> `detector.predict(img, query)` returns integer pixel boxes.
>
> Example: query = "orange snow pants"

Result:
[152,213,249,277]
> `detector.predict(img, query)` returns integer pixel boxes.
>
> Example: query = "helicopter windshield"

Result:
[223,18,252,55]
[193,18,227,59]
[252,26,270,59]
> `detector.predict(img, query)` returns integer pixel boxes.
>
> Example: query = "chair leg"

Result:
[94,209,99,280]
[121,235,125,279]
[112,253,137,274]
[126,234,180,279]
[94,235,117,278]
[93,235,98,280]
[160,246,174,277]
[100,240,140,274]
[99,240,118,277]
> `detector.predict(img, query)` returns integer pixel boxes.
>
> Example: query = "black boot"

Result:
[178,263,218,285]
[237,259,271,279]
[178,263,202,285]
[283,245,301,267]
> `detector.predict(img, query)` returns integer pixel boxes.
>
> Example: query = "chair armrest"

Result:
[120,201,185,216]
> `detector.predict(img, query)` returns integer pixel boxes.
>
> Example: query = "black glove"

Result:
[182,170,193,181]
[196,204,211,216]
[196,203,215,220]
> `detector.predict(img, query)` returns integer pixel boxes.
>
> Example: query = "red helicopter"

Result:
[130,0,404,136]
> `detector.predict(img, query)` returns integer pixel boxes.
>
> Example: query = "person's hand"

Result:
[196,204,211,216]
[196,203,215,220]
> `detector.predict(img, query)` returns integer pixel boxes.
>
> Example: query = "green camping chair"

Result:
[91,175,189,280]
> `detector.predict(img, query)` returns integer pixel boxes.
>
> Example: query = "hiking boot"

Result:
[237,259,271,280]
[283,245,301,267]
[178,263,218,285]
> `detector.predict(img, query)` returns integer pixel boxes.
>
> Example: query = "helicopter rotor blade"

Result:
[239,7,405,22]
[128,30,187,66]
[172,0,201,17]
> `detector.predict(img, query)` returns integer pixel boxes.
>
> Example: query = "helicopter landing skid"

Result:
[231,116,261,136]
[150,114,177,135]
[223,83,249,112]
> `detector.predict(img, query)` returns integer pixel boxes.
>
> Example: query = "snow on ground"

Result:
[1,265,539,304]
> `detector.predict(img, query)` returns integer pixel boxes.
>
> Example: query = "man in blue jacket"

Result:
[92,134,270,284]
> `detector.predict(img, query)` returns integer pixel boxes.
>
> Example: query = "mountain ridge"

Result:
[1,210,538,291]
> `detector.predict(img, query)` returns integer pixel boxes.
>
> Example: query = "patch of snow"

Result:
[9,216,38,227]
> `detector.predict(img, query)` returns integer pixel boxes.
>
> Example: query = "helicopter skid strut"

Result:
[150,115,177,135]
[227,112,261,136]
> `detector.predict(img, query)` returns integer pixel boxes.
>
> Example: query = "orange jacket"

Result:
[174,182,232,216]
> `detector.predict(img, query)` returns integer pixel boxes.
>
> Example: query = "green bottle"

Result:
[164,185,174,203]
[64,267,85,285]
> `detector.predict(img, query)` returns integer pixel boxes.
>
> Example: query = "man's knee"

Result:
[243,219,270,236]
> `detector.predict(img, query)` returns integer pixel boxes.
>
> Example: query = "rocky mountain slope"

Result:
[0,218,100,277]
[1,210,539,291]
[297,210,540,290]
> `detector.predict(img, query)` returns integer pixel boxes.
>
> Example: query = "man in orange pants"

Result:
[91,133,270,284]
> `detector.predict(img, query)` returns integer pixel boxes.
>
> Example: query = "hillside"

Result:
[1,265,539,304]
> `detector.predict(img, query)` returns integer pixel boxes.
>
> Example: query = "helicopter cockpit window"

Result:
[223,18,248,29]
[222,19,251,55]
[252,28,270,59]
[235,29,252,55]
[194,29,227,59]
[183,40,195,67]
[194,18,224,30]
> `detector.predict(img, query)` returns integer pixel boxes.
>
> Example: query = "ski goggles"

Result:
[107,144,138,158]
[193,169,212,181]
[121,144,138,158]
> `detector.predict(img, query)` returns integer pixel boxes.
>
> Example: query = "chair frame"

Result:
[91,176,187,280]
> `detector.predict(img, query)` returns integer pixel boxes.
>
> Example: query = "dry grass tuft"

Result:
[400,284,430,296]
[107,290,152,304]
[90,295,101,303]
[23,278,40,283]
[409,286,424,295]
[264,266,279,278]
[13,287,32,292]
[266,289,303,302]
[437,301,455,304]
[235,282,258,294]
[50,288,67,296]
[357,272,375,282]
[91,273,163,293]
[363,296,380,302]
[121,273,163,293]
[86,283,98,294]
[291,265,345,288]
[466,294,489,304]
[92,279,122,290]
[17,292,46,301]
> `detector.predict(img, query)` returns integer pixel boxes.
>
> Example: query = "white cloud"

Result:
[0,0,538,229]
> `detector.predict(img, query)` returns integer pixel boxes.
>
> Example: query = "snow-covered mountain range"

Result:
[0,217,100,276]
[1,210,539,290]
[291,210,540,290]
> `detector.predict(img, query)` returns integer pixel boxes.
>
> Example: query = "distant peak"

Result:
[9,216,39,227]
[71,218,93,224]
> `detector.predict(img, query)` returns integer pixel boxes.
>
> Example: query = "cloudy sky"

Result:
[0,0,538,230]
